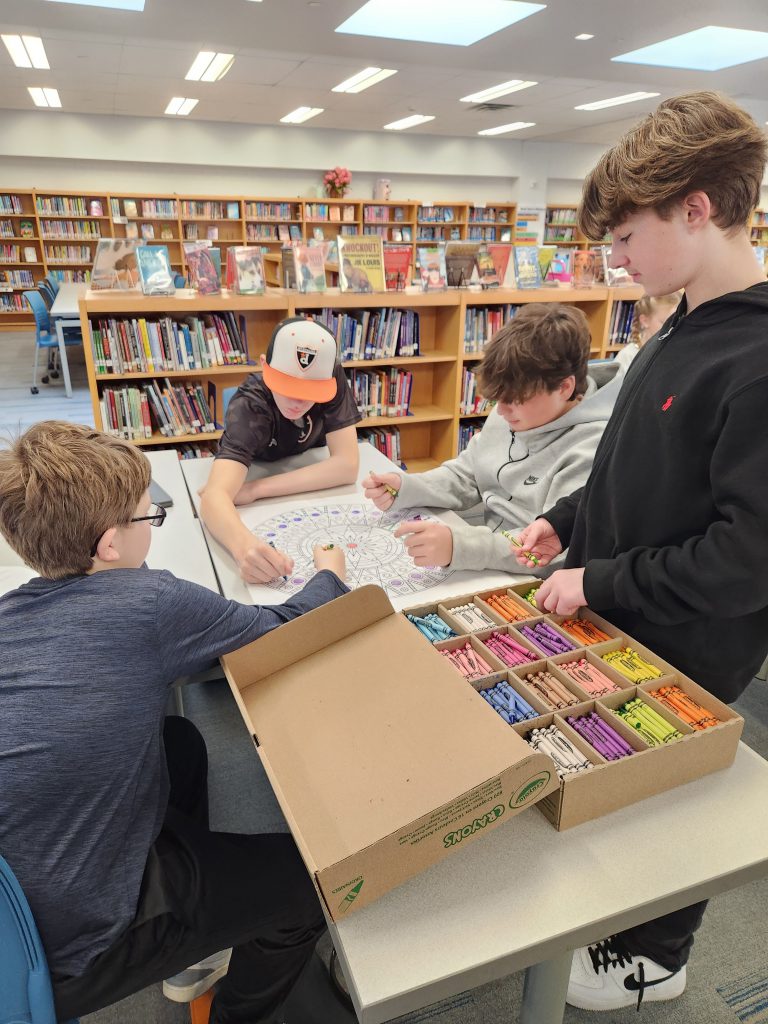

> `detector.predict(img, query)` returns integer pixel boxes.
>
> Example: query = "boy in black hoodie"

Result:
[514,92,768,1012]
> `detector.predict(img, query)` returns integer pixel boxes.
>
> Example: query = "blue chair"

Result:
[22,291,81,395]
[222,386,238,418]
[0,853,79,1024]
[44,273,60,296]
[37,282,56,310]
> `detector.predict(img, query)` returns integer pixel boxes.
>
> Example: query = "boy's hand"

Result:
[536,569,586,616]
[394,520,453,567]
[362,471,401,511]
[234,538,293,584]
[313,544,347,582]
[514,519,563,568]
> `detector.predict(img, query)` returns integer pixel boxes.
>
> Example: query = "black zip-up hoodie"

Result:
[545,282,768,703]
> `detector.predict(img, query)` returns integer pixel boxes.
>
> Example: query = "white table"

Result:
[180,442,530,606]
[48,282,88,399]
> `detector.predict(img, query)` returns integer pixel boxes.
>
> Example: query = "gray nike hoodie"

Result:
[393,363,621,573]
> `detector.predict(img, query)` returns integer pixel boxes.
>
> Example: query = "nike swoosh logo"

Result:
[624,972,679,991]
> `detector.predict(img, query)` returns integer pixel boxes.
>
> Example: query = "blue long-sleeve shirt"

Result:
[0,567,347,977]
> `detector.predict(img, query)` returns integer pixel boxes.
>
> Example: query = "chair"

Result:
[22,291,81,396]
[0,853,79,1024]
[45,273,61,296]
[222,386,238,418]
[37,281,56,310]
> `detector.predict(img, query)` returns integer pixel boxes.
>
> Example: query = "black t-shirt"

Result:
[216,363,361,467]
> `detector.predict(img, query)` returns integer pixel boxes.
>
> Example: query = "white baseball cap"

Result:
[262,316,339,403]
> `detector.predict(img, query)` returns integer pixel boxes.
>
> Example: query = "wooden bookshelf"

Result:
[750,209,768,246]
[79,285,641,464]
[544,204,588,246]
[467,203,516,243]
[0,190,46,327]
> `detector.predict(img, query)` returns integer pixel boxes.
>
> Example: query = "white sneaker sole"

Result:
[162,960,231,1002]
[567,978,686,1011]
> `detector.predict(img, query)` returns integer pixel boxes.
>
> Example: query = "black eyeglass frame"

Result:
[90,503,167,558]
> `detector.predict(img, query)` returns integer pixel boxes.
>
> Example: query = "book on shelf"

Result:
[342,204,356,223]
[312,307,420,360]
[754,245,768,275]
[487,243,512,287]
[140,223,155,240]
[100,379,217,440]
[417,243,447,291]
[329,205,341,223]
[208,247,222,281]
[184,222,199,241]
[312,226,324,241]
[19,220,34,238]
[23,246,37,263]
[124,200,138,218]
[500,228,512,243]
[347,367,413,417]
[160,224,174,240]
[383,243,412,291]
[91,238,141,290]
[360,427,402,466]
[513,246,542,289]
[183,241,221,294]
[89,311,249,375]
[537,245,557,282]
[281,245,296,289]
[278,224,290,242]
[125,222,139,239]
[136,245,175,296]
[227,201,240,219]
[289,224,302,241]
[445,241,480,287]
[338,235,385,293]
[231,246,266,294]
[293,242,327,293]
[572,250,596,289]
[475,246,499,289]
[207,225,219,241]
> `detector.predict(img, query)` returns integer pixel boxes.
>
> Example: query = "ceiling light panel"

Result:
[2,35,50,69]
[336,0,546,47]
[460,79,537,103]
[613,26,768,71]
[165,97,198,115]
[575,33,594,41]
[185,51,234,82]
[332,67,397,93]
[280,106,324,123]
[575,91,659,111]
[28,86,61,107]
[478,121,535,135]
[383,114,435,130]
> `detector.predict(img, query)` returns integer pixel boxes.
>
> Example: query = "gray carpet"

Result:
[80,676,768,1024]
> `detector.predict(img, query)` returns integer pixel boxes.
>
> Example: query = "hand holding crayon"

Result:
[362,471,401,511]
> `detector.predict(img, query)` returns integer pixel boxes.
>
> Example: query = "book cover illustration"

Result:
[338,235,385,292]
[124,200,138,218]
[227,201,240,219]
[572,250,596,288]
[293,242,327,293]
[125,222,139,239]
[19,220,34,238]
[183,241,221,294]
[140,223,155,240]
[281,245,296,289]
[383,243,412,291]
[417,244,447,291]
[160,224,174,240]
[233,247,266,294]
[136,245,175,296]
[513,245,542,289]
[445,241,479,287]
[91,238,141,290]
[487,243,512,286]
[475,247,499,288]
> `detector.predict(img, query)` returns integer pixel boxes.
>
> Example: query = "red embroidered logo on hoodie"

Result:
[661,395,676,411]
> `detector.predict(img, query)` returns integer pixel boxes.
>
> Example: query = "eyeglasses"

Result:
[90,503,167,558]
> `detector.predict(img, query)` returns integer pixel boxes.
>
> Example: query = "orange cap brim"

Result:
[262,362,338,403]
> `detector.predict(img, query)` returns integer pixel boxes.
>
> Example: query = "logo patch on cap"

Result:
[296,346,317,371]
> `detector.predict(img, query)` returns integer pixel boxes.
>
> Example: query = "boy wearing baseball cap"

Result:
[201,316,361,583]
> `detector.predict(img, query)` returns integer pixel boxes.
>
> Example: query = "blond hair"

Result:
[579,92,767,240]
[628,292,683,346]
[0,421,150,579]
[477,303,591,404]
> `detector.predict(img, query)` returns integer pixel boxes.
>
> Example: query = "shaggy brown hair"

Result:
[477,303,591,404]
[579,91,768,241]
[0,421,150,578]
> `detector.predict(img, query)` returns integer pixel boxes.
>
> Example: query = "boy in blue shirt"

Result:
[0,420,348,1023]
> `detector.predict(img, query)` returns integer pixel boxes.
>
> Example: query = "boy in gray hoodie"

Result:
[363,303,619,573]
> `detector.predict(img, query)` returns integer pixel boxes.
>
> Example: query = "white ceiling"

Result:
[1,0,768,143]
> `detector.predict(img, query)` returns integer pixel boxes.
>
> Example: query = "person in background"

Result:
[614,291,683,373]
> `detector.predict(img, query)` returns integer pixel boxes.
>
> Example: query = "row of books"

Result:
[418,206,457,223]
[0,269,35,287]
[99,380,218,440]
[50,268,91,283]
[417,226,461,242]
[458,422,482,454]
[124,223,176,241]
[1,220,21,237]
[35,195,92,215]
[311,307,420,360]
[40,219,102,239]
[0,245,22,261]
[180,201,240,219]
[360,427,402,466]
[467,226,512,242]
[1,195,24,214]
[45,245,91,263]
[347,368,413,418]
[112,199,179,219]
[246,223,302,242]
[89,311,249,374]
[174,443,215,460]
[305,203,356,223]
[1,293,26,311]
[460,368,494,415]
[546,208,578,225]
[363,205,408,223]
[463,304,519,352]
[544,226,578,242]
[244,202,300,220]
[608,300,637,345]
[468,207,511,224]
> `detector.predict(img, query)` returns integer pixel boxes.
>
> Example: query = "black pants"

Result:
[618,900,708,971]
[53,716,326,1023]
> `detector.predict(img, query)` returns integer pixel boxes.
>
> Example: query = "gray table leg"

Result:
[519,950,573,1024]
[55,318,73,398]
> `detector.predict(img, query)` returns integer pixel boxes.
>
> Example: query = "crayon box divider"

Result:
[437,597,502,634]
[509,618,573,659]
[498,662,558,717]
[478,622,545,664]
[638,673,742,729]
[551,702,609,767]
[401,602,464,643]
[548,645,636,699]
[597,685,695,739]
[473,586,535,623]
[511,657,586,711]
[588,636,669,688]
[568,695,653,755]
[546,607,625,645]
[586,610,679,678]
[433,632,509,677]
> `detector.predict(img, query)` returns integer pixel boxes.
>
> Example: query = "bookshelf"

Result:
[544,205,588,246]
[0,190,45,327]
[467,203,516,243]
[750,209,768,246]
[416,203,468,243]
[79,285,641,466]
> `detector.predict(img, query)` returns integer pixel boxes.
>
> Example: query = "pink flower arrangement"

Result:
[323,166,352,197]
